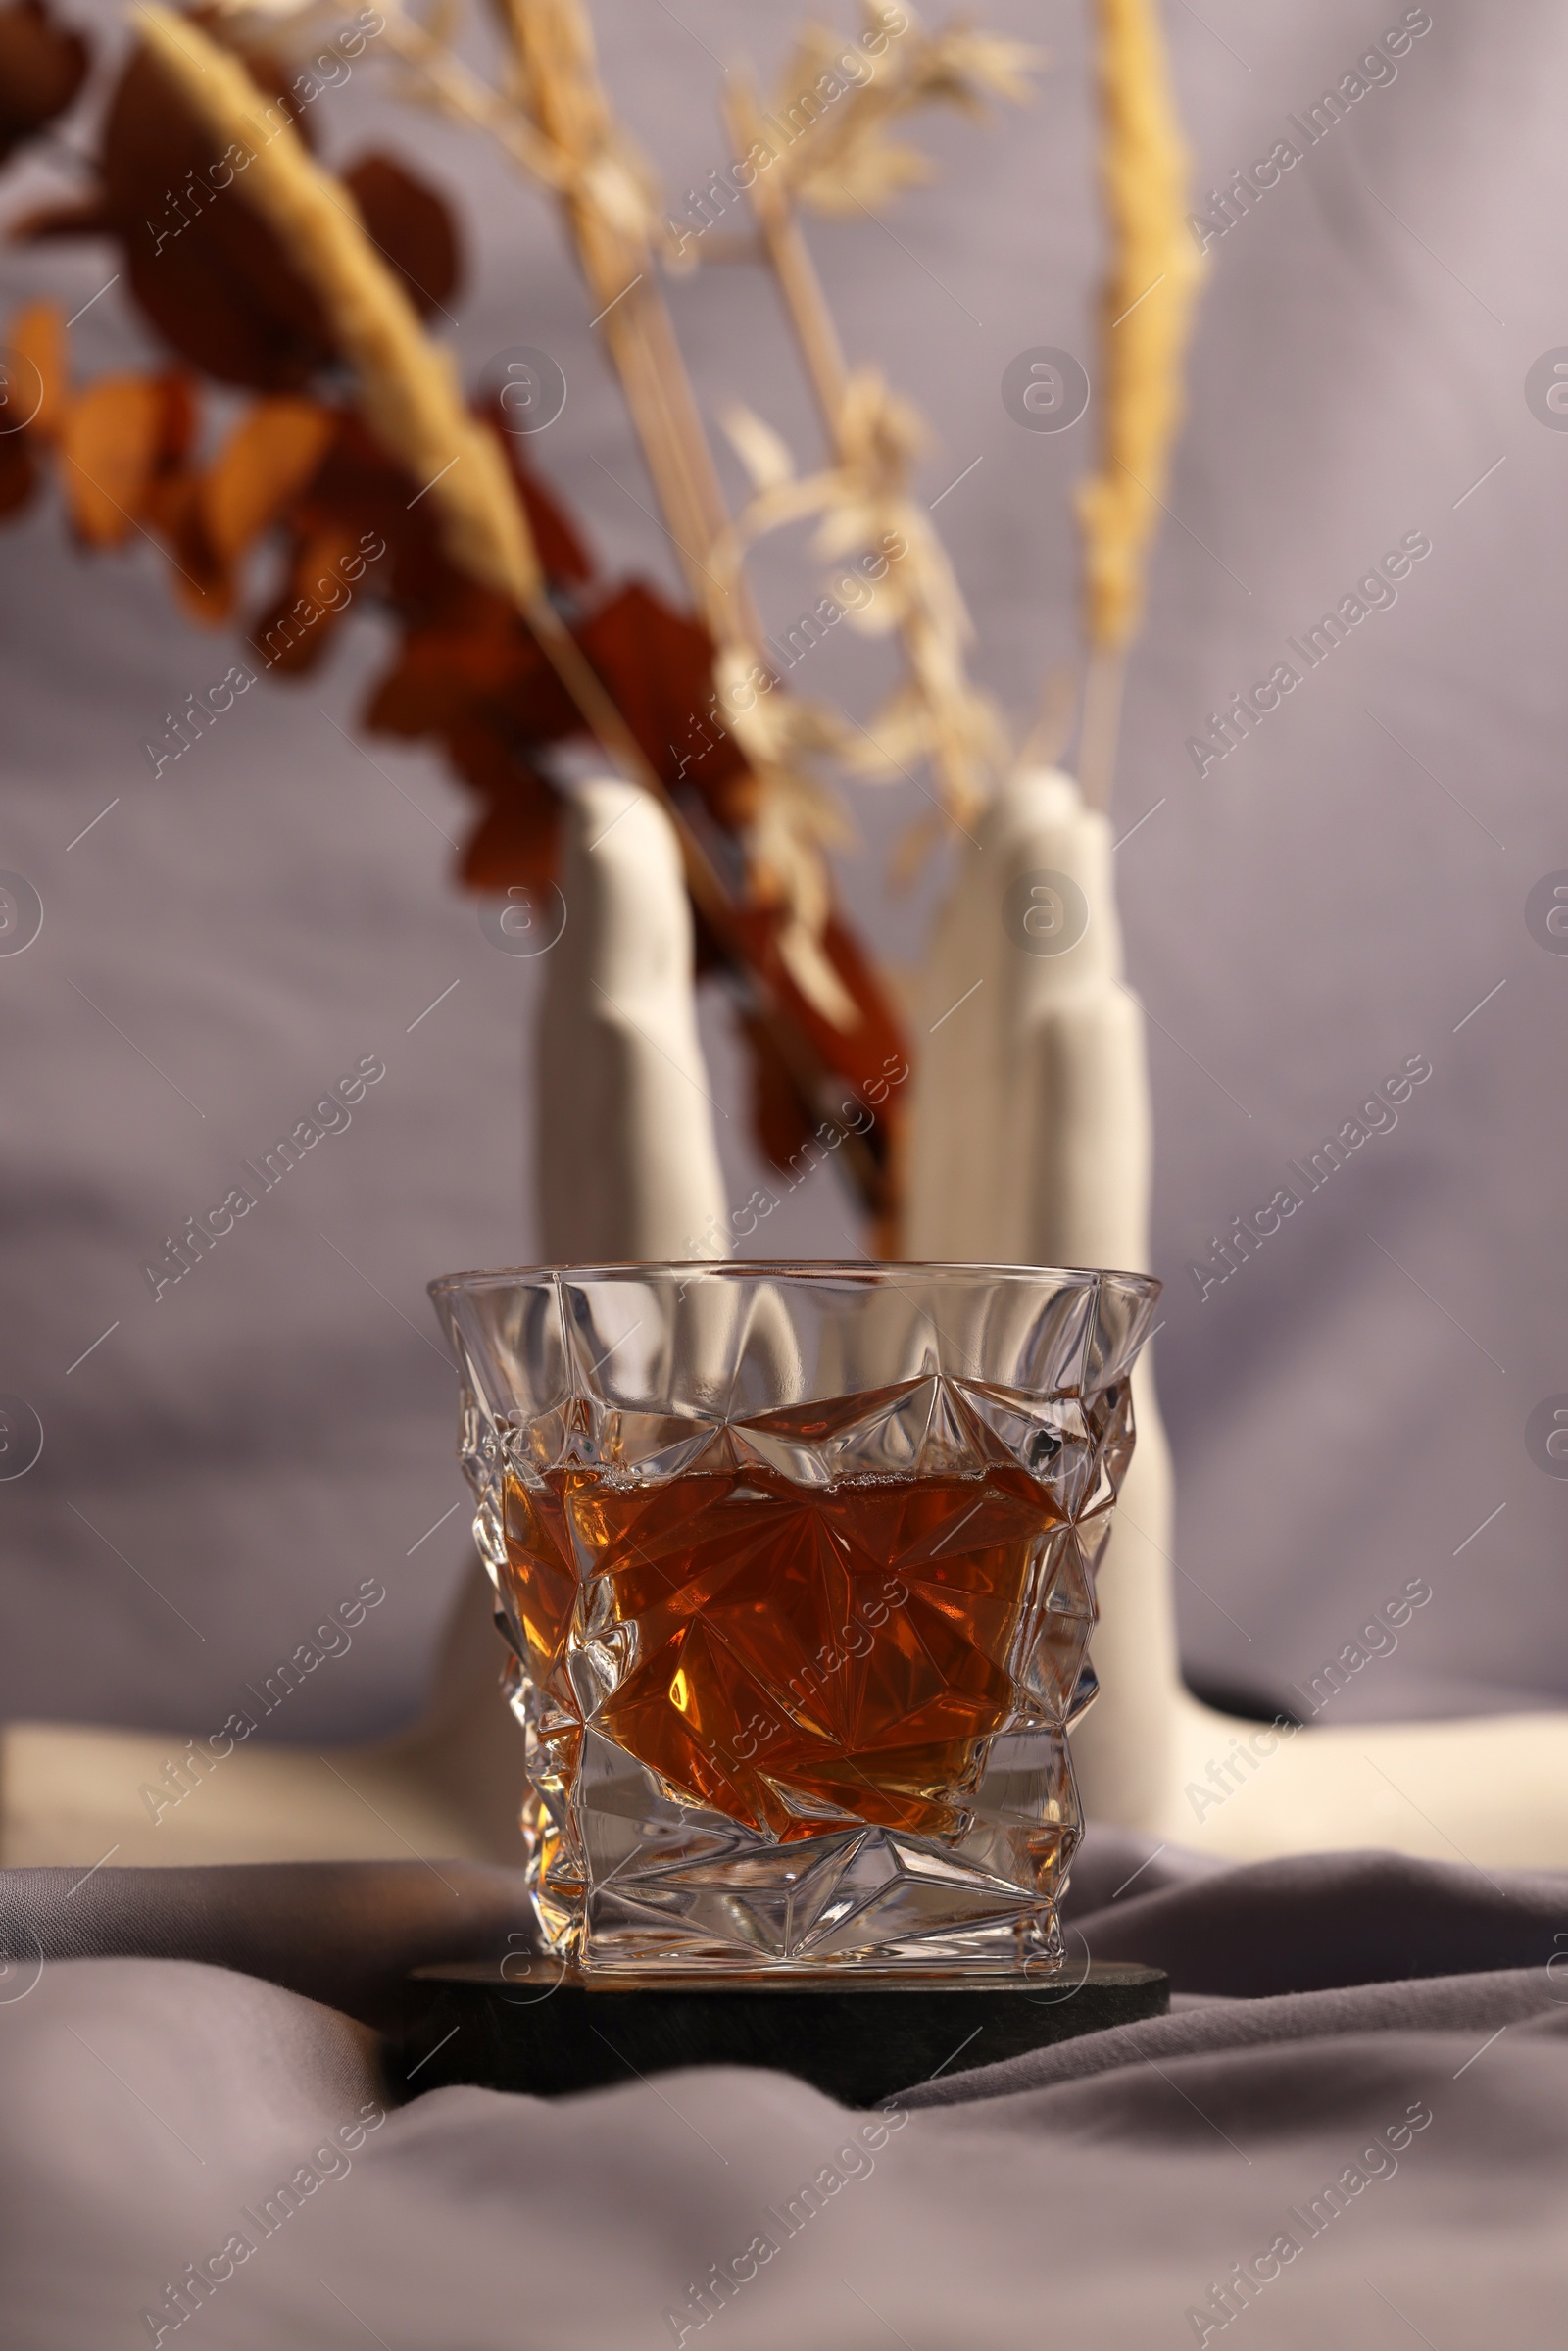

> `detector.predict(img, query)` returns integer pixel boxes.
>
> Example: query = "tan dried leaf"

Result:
[783,10,1040,216]
[841,682,936,775]
[748,778,859,1028]
[718,402,796,494]
[797,138,932,216]
[777,917,860,1029]
[888,805,949,890]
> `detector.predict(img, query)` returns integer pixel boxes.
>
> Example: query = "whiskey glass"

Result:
[430,1261,1159,1975]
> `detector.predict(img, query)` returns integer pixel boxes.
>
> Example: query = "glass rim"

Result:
[429,1258,1162,1302]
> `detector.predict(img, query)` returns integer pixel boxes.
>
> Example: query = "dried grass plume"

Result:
[1076,0,1204,653]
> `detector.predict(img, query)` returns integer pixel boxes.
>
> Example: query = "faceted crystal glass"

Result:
[430,1261,1159,1976]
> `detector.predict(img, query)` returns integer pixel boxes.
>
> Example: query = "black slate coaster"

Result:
[389,1960,1167,2107]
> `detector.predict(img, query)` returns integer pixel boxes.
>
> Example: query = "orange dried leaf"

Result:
[6,299,68,440]
[201,397,335,564]
[58,373,167,545]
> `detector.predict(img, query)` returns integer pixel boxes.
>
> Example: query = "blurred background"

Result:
[3,0,1564,1754]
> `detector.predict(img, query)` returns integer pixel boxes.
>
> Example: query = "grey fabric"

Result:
[0,1860,534,2020]
[1067,1837,1568,1995]
[3,1840,1564,2348]
[3,1848,1566,2349]
[2,0,1563,1747]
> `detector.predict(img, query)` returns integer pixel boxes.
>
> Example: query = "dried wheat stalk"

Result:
[492,0,736,631]
[1075,0,1203,807]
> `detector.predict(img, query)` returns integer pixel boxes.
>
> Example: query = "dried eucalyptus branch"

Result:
[135,2,541,605]
[132,4,732,933]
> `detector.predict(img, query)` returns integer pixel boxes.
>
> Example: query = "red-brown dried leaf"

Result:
[729,898,908,1239]
[384,686,563,891]
[460,779,561,896]
[364,602,575,743]
[734,902,906,1146]
[0,0,89,166]
[0,432,35,516]
[576,579,750,808]
[152,367,198,466]
[294,410,586,655]
[812,911,907,1106]
[8,192,114,239]
[290,409,466,621]
[248,522,363,675]
[102,49,334,391]
[342,152,462,320]
[739,1009,818,1172]
[486,405,594,590]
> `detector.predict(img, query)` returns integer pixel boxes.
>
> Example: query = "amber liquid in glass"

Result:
[502,1462,1063,1842]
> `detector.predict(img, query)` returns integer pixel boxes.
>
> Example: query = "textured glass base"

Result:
[432,1263,1156,1978]
[526,1777,1081,1984]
